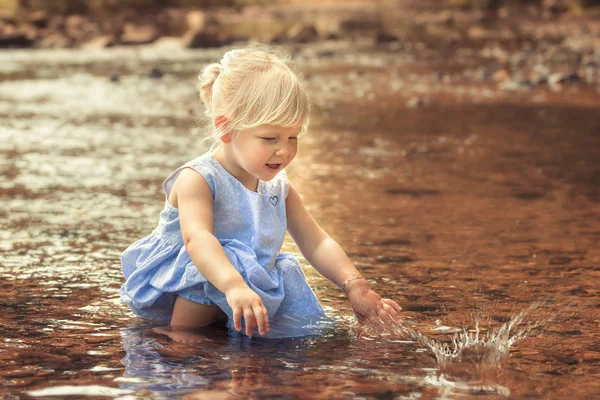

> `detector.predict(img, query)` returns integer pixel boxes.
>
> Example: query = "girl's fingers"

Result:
[374,315,387,333]
[243,308,255,336]
[378,308,395,327]
[253,305,269,335]
[383,298,402,313]
[364,309,385,332]
[262,306,270,333]
[233,308,243,332]
[355,311,368,326]
[355,297,403,332]
[383,303,400,323]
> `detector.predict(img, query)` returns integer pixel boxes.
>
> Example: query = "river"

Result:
[1,41,599,399]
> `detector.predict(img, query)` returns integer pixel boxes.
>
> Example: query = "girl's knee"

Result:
[170,296,224,329]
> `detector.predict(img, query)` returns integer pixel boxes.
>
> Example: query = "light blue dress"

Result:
[120,153,326,338]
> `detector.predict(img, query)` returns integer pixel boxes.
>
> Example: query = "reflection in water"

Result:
[425,376,510,399]
[118,324,353,398]
[119,327,210,396]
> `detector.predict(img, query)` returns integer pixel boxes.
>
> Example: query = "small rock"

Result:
[186,10,207,32]
[559,72,581,84]
[286,23,319,43]
[181,28,231,48]
[544,0,570,14]
[439,10,454,26]
[518,79,535,89]
[152,36,183,50]
[149,67,164,79]
[120,23,159,45]
[375,31,398,43]
[339,16,383,35]
[29,10,48,28]
[19,22,41,41]
[492,69,509,82]
[110,73,120,83]
[467,26,487,40]
[314,15,342,39]
[500,80,525,91]
[407,97,429,109]
[316,49,335,58]
[548,72,581,85]
[65,14,87,38]
[81,35,114,49]
[0,32,32,48]
[531,75,548,85]
[38,32,71,49]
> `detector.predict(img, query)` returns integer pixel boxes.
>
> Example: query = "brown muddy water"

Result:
[1,42,599,399]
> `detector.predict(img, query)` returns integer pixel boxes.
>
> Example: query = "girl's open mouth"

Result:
[266,163,281,172]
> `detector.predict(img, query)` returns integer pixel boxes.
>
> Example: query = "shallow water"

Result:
[1,44,599,399]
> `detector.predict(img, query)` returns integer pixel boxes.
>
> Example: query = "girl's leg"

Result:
[170,296,225,329]
[153,296,226,344]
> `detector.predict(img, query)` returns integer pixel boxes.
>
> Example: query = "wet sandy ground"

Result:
[1,41,599,399]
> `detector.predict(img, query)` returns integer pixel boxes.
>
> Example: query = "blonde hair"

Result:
[197,45,310,145]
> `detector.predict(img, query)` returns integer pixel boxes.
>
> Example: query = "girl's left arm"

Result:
[286,183,402,329]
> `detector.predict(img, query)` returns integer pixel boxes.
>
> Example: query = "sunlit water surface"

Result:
[1,46,599,399]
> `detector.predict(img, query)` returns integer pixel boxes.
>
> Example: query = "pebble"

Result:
[149,67,164,79]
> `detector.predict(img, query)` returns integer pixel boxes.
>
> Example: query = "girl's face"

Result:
[229,124,300,182]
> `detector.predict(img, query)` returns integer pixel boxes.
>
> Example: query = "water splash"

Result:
[391,302,545,370]
[364,301,557,397]
[422,302,543,369]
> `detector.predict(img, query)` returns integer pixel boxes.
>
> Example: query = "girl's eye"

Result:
[260,137,276,141]
[289,137,298,140]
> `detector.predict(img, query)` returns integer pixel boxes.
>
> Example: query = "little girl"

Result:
[120,45,402,339]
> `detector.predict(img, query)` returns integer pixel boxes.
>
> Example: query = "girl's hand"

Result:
[346,282,402,331]
[225,285,270,336]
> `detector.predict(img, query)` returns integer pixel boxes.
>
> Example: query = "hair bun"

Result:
[198,63,222,113]
[220,49,243,70]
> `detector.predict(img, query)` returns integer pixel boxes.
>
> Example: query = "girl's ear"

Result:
[220,133,232,143]
[215,115,232,143]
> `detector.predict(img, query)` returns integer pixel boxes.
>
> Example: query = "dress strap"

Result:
[161,154,217,200]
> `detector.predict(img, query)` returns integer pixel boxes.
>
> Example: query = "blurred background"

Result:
[0,0,599,51]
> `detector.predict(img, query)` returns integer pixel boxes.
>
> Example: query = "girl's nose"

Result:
[275,142,292,156]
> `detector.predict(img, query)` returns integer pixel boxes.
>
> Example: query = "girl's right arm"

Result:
[173,168,270,336]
